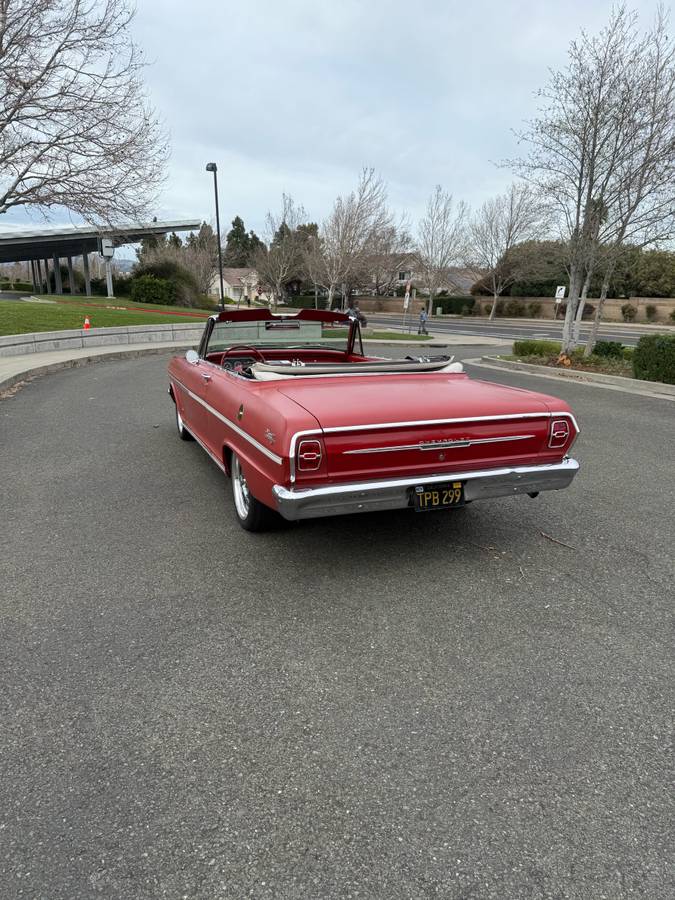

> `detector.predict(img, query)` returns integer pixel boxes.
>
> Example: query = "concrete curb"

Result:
[470,355,675,401]
[0,322,205,358]
[0,343,197,395]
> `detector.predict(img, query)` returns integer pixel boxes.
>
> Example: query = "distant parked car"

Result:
[167,309,580,531]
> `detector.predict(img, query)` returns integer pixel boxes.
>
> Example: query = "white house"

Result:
[209,267,263,303]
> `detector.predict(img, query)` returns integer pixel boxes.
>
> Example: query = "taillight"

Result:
[549,418,570,449]
[297,439,323,471]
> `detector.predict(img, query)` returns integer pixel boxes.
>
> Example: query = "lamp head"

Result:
[205,162,217,172]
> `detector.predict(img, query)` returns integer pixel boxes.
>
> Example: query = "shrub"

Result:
[433,295,475,315]
[621,303,637,322]
[622,347,635,361]
[503,299,527,317]
[593,340,624,359]
[130,274,176,305]
[527,301,543,318]
[645,304,658,322]
[513,339,562,357]
[13,280,34,292]
[632,334,675,384]
[285,294,329,310]
[132,258,200,306]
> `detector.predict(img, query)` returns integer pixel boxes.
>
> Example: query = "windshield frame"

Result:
[199,309,361,358]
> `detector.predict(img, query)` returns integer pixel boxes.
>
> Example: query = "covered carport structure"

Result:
[0,220,201,298]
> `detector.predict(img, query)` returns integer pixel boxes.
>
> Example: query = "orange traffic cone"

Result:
[83,317,91,330]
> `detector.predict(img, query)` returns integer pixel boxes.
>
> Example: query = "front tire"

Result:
[230,453,281,532]
[175,405,194,441]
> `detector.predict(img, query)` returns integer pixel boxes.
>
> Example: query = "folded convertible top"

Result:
[250,356,464,380]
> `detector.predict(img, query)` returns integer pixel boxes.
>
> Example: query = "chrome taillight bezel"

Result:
[549,418,571,449]
[297,438,323,471]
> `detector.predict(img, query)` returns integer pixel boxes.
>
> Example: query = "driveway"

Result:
[1,350,673,899]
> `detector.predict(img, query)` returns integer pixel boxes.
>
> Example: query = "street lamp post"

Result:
[206,162,225,311]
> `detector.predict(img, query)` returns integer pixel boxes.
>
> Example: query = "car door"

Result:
[172,353,211,444]
[199,364,245,462]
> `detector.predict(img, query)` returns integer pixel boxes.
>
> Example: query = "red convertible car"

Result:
[168,309,579,531]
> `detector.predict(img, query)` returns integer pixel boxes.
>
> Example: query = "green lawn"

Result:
[0,296,437,339]
[0,298,212,335]
[30,292,218,314]
[366,330,432,341]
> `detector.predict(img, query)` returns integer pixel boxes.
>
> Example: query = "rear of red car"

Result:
[272,373,579,520]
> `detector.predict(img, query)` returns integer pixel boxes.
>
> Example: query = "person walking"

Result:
[418,308,428,335]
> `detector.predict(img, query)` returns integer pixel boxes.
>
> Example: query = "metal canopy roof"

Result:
[0,220,201,262]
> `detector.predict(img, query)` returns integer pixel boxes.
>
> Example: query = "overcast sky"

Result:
[3,0,665,243]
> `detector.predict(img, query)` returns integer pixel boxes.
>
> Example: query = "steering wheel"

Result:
[221,345,266,365]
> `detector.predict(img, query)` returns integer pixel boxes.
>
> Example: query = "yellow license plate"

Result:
[413,482,465,511]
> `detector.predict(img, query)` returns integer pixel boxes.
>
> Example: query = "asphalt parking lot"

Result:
[1,349,673,899]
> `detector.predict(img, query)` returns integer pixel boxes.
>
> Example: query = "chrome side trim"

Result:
[343,434,536,455]
[321,412,554,434]
[191,429,226,473]
[171,377,283,466]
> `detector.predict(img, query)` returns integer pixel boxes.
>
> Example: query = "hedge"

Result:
[130,274,176,305]
[433,296,475,315]
[593,340,624,359]
[285,294,329,310]
[632,334,675,384]
[513,339,562,357]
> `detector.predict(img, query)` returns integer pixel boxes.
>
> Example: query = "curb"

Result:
[470,356,675,401]
[0,343,196,396]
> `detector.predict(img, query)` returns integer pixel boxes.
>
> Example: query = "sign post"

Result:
[98,237,115,298]
[554,285,566,319]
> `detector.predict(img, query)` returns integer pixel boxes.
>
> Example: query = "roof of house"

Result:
[221,267,257,284]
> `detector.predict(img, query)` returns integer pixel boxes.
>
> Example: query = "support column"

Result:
[104,258,114,298]
[82,251,92,296]
[52,254,63,294]
[66,256,77,294]
[30,260,38,292]
[44,259,52,294]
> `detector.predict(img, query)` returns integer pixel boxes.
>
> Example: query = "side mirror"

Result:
[185,349,199,365]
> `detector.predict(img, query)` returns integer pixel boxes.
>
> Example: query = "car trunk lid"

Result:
[279,374,557,481]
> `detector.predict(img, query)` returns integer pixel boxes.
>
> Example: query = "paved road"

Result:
[368,314,672,347]
[1,351,673,899]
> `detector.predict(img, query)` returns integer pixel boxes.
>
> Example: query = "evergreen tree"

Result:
[224,216,263,266]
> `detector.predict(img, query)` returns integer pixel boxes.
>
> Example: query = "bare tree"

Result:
[468,183,547,319]
[253,194,307,306]
[416,186,468,314]
[311,168,391,308]
[583,7,675,355]
[0,0,168,222]
[367,215,414,296]
[510,6,648,353]
[184,223,219,296]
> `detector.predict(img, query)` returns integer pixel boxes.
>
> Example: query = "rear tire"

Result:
[175,405,194,441]
[230,453,282,532]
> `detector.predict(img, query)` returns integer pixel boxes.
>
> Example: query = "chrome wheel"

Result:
[232,455,251,519]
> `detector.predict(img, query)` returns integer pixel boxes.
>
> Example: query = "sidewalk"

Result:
[0,340,193,394]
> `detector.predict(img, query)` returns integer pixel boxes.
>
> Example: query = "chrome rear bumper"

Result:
[272,458,579,521]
